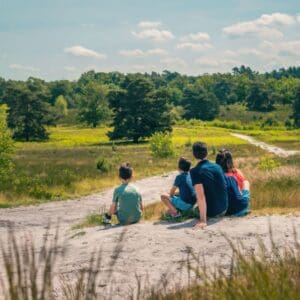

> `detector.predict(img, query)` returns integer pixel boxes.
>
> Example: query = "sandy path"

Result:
[231,133,299,157]
[1,171,300,298]
[1,134,300,298]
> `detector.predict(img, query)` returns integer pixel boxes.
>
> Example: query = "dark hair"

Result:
[119,162,133,180]
[178,157,191,172]
[215,149,235,173]
[192,142,208,160]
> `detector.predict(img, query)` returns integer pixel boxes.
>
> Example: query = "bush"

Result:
[258,156,281,171]
[96,157,112,173]
[149,132,174,158]
[0,105,14,185]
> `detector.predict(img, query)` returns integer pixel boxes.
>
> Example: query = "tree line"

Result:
[0,65,300,142]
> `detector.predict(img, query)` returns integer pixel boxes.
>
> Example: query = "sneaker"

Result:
[166,210,181,218]
[103,213,112,224]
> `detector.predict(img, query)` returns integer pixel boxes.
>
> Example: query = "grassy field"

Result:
[1,123,299,217]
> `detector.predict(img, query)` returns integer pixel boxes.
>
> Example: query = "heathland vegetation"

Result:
[0,66,300,209]
[0,66,300,300]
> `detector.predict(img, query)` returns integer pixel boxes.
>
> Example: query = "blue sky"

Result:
[1,0,300,80]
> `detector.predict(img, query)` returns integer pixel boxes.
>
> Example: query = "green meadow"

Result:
[1,123,299,214]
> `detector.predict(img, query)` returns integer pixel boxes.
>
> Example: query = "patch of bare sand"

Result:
[231,133,299,157]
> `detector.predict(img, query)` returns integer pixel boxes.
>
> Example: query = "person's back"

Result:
[225,175,249,216]
[226,169,244,191]
[174,172,196,206]
[190,160,228,217]
[161,157,196,216]
[104,163,143,225]
[113,183,142,225]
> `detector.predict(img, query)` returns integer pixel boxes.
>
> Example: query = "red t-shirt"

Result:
[226,169,244,191]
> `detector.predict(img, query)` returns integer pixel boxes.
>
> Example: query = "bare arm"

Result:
[169,186,177,197]
[140,196,144,211]
[109,202,117,215]
[194,184,207,229]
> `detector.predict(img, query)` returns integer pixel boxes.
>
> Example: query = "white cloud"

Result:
[262,40,300,56]
[119,48,168,57]
[9,64,39,71]
[119,49,145,57]
[180,32,210,42]
[64,66,77,72]
[195,57,241,67]
[132,29,174,42]
[223,12,296,39]
[161,57,187,67]
[147,48,168,56]
[297,14,300,22]
[138,21,161,28]
[64,46,106,59]
[176,42,213,51]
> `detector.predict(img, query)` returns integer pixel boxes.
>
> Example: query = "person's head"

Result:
[215,149,235,173]
[178,157,192,172]
[192,142,208,160]
[119,162,133,181]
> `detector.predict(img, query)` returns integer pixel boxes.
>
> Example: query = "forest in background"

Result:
[0,65,300,143]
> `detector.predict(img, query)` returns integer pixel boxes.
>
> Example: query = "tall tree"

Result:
[183,83,219,121]
[108,76,172,142]
[78,82,111,128]
[246,81,274,112]
[3,78,52,141]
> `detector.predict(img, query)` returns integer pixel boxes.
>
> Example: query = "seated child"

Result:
[161,157,196,217]
[103,163,143,225]
[216,149,250,216]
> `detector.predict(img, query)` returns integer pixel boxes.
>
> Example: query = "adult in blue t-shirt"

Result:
[190,142,228,229]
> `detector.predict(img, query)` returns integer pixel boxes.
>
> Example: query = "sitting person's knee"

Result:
[161,193,169,201]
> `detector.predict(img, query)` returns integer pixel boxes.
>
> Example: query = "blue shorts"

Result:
[171,196,193,212]
[233,189,251,217]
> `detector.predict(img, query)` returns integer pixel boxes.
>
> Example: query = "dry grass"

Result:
[1,225,300,300]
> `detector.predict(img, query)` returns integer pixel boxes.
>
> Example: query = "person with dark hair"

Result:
[216,149,250,216]
[103,163,143,225]
[161,157,196,217]
[216,149,245,191]
[190,142,228,229]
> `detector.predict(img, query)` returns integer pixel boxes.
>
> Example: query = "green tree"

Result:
[0,105,14,183]
[3,78,52,141]
[183,83,220,121]
[78,82,111,128]
[246,81,274,111]
[293,87,300,128]
[108,76,172,142]
[55,95,68,117]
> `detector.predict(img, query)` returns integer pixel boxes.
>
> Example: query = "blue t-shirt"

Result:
[174,172,196,205]
[225,176,248,215]
[190,160,228,217]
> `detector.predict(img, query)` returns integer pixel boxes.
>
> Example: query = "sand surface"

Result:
[0,134,299,298]
[231,133,299,157]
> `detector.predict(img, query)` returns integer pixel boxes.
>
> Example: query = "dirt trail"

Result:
[231,133,299,157]
[0,135,299,298]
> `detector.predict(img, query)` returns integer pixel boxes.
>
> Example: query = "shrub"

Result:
[258,156,281,171]
[149,132,174,158]
[0,105,14,185]
[96,157,112,173]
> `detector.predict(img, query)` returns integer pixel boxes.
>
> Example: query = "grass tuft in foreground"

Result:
[1,226,299,299]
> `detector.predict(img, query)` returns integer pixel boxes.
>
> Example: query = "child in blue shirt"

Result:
[161,157,196,217]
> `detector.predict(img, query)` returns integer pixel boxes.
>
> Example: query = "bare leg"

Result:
[161,193,177,213]
[243,180,250,191]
